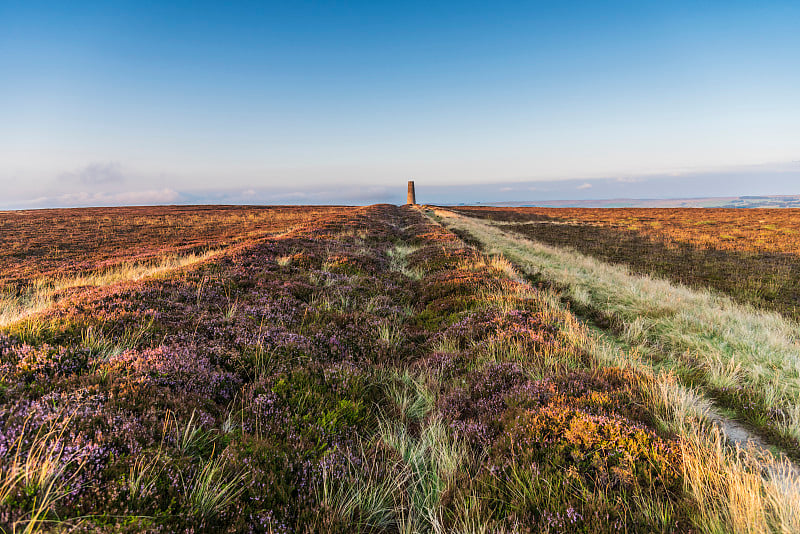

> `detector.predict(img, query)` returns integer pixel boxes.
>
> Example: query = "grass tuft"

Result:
[187,453,245,518]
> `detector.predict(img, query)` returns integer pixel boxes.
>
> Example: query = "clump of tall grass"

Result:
[320,417,469,532]
[83,319,152,360]
[639,371,713,434]
[427,207,800,534]
[388,244,424,280]
[383,369,435,423]
[377,321,406,351]
[432,335,460,354]
[187,454,245,518]
[317,360,468,532]
[126,450,164,505]
[680,426,800,533]
[458,253,521,282]
[162,410,244,518]
[381,417,469,532]
[317,447,403,530]
[1,413,87,533]
[171,410,208,457]
[310,291,355,312]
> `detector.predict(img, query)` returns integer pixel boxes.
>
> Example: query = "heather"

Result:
[432,206,800,532]
[0,206,352,329]
[2,204,795,532]
[0,206,350,287]
[434,207,800,456]
[454,206,800,321]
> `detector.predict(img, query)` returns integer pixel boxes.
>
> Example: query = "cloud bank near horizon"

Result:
[3,161,800,210]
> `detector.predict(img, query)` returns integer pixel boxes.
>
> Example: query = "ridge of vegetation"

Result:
[0,204,797,532]
[429,207,800,455]
[453,206,800,322]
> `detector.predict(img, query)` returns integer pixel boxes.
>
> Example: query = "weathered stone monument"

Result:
[407,180,416,205]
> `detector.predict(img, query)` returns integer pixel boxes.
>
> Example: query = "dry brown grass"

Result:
[0,205,349,287]
[453,206,800,321]
[427,206,800,533]
[0,205,351,327]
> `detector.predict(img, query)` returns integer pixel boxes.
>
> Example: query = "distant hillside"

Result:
[458,195,800,208]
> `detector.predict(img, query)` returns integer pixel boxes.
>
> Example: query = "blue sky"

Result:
[1,1,799,207]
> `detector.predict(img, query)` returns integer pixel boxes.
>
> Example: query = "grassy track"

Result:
[2,204,799,532]
[429,207,800,451]
[453,206,800,322]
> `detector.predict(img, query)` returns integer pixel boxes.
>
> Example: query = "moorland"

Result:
[454,207,800,321]
[0,204,798,533]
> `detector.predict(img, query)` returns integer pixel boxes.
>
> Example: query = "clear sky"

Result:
[2,0,799,207]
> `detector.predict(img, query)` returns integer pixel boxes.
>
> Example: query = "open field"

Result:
[453,207,800,321]
[1,205,798,532]
[438,207,800,449]
[0,206,350,329]
[431,206,800,521]
[0,206,349,287]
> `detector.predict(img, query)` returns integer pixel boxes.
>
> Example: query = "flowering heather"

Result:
[0,204,704,532]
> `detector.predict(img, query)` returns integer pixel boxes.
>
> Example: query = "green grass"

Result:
[187,455,245,518]
[427,206,800,533]
[431,207,800,447]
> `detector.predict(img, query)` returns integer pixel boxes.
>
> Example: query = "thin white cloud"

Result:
[577,183,592,190]
[112,189,180,204]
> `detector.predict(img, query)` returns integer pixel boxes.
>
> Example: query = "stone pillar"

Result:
[407,181,416,205]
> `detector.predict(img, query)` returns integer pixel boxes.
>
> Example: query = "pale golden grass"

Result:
[318,367,470,533]
[0,249,223,329]
[1,413,87,533]
[431,207,800,441]
[332,228,370,240]
[387,243,424,280]
[679,427,800,534]
[425,206,800,534]
[457,254,521,282]
[447,489,510,534]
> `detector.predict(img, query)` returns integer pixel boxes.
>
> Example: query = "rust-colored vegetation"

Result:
[0,204,796,532]
[0,205,349,287]
[0,206,354,329]
[454,206,800,320]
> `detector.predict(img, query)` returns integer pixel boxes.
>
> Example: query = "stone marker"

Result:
[407,181,416,205]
